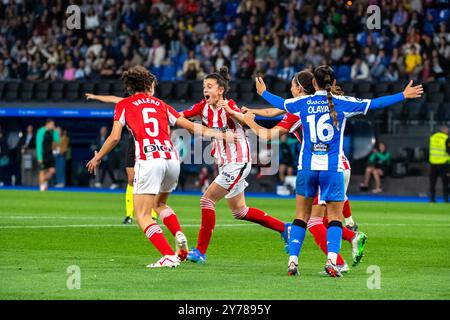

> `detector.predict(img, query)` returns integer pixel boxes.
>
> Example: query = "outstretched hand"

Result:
[403,80,423,99]
[217,99,233,114]
[86,151,101,175]
[255,77,267,96]
[85,93,96,100]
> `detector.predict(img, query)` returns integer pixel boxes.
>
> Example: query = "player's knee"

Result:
[200,196,215,210]
[231,206,248,220]
[159,206,174,220]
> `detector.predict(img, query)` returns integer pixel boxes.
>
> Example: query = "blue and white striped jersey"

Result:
[284,90,370,172]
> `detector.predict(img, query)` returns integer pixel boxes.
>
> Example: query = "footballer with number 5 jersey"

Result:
[258,65,423,277]
[179,67,290,264]
[86,66,231,269]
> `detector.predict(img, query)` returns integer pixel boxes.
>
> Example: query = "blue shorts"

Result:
[296,170,345,202]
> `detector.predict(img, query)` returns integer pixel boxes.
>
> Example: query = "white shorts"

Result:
[133,159,180,194]
[317,168,351,205]
[214,162,251,199]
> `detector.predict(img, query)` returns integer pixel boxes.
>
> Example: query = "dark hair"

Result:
[294,70,315,95]
[45,118,54,125]
[205,66,230,98]
[314,65,339,129]
[121,65,157,95]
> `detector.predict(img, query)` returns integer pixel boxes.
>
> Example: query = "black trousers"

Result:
[429,164,449,202]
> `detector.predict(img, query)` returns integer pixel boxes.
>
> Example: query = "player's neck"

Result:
[136,91,153,97]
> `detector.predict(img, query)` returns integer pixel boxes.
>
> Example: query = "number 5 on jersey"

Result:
[143,108,159,137]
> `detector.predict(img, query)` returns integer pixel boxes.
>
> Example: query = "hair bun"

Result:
[219,66,230,81]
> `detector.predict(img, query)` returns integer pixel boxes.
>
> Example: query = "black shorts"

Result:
[125,134,135,168]
[40,154,55,170]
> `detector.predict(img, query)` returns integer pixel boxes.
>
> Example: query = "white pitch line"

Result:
[1,223,450,230]
[0,223,256,230]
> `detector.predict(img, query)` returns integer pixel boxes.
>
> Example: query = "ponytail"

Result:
[314,65,339,129]
[326,81,339,129]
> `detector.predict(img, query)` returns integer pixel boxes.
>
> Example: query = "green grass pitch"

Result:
[0,190,449,300]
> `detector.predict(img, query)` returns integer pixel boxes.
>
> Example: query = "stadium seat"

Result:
[35,82,49,101]
[270,80,289,96]
[358,92,374,99]
[95,82,111,95]
[110,82,124,97]
[49,82,65,101]
[389,102,405,121]
[424,82,441,95]
[373,83,390,95]
[356,82,372,95]
[390,81,407,94]
[339,81,354,94]
[404,101,424,122]
[438,102,450,122]
[336,65,351,81]
[80,82,96,99]
[65,81,80,101]
[427,92,444,105]
[227,91,238,101]
[20,82,35,101]
[238,80,254,93]
[173,81,190,100]
[237,80,255,104]
[156,82,173,100]
[189,81,204,102]
[161,64,177,81]
[150,66,163,80]
[5,82,20,101]
[0,82,4,99]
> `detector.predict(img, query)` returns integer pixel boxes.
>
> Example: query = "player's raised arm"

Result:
[255,77,286,110]
[368,80,423,110]
[86,121,123,174]
[241,106,286,118]
[243,112,288,141]
[85,93,124,104]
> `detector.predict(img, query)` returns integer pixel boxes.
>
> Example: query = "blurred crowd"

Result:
[0,0,448,84]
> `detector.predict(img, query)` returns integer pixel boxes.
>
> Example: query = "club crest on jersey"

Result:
[133,98,161,106]
[144,144,174,153]
[312,142,329,154]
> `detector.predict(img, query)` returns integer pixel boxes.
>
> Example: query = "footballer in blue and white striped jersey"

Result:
[283,91,370,172]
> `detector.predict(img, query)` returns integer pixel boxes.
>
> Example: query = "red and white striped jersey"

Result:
[114,93,180,161]
[276,113,350,170]
[182,99,250,166]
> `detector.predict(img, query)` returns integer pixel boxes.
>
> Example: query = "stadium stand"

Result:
[0,0,449,195]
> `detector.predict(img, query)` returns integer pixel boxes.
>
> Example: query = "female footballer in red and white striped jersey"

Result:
[240,70,367,270]
[86,66,230,268]
[180,67,290,263]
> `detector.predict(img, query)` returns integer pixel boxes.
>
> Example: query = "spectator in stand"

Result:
[145,38,166,69]
[360,142,392,194]
[351,57,370,81]
[183,50,204,80]
[44,62,60,81]
[63,60,76,81]
[277,58,295,82]
[405,45,423,78]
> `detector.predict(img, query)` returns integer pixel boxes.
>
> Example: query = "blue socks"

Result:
[289,219,307,257]
[327,220,343,264]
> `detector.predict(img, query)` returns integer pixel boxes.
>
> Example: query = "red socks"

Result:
[197,197,216,255]
[143,223,174,256]
[323,217,355,243]
[343,199,352,218]
[307,217,345,265]
[159,207,182,236]
[233,207,285,233]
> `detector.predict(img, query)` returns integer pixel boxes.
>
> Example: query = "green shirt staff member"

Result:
[36,119,60,191]
[429,126,450,203]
